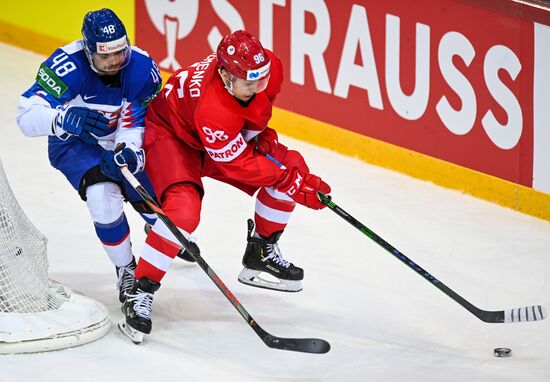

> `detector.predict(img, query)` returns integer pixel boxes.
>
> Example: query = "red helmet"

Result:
[216,30,270,81]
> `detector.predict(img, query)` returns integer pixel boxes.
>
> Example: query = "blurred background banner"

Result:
[2,0,550,220]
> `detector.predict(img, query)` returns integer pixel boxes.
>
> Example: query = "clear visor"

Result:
[89,47,131,73]
[84,35,132,74]
[231,74,270,95]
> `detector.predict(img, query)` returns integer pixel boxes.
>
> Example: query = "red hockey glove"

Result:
[256,127,278,156]
[275,167,331,210]
[256,127,288,160]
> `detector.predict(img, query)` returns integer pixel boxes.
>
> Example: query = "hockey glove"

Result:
[275,167,331,210]
[100,144,145,181]
[53,105,110,144]
[256,127,288,161]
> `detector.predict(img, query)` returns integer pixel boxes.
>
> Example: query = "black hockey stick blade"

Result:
[262,334,331,354]
[253,324,329,353]
[317,192,547,324]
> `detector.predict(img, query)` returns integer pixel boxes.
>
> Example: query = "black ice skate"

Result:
[119,277,160,344]
[238,219,303,292]
[115,257,136,303]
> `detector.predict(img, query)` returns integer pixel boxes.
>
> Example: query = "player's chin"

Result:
[238,93,255,101]
[98,67,121,76]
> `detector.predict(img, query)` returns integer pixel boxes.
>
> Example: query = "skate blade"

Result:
[117,316,144,344]
[238,268,302,292]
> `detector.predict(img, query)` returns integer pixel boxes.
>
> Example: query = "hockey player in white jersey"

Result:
[16,8,162,303]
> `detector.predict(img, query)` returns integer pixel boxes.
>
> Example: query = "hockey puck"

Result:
[494,348,511,357]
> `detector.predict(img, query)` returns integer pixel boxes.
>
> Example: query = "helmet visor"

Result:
[231,60,271,95]
[232,74,270,96]
[86,35,132,73]
[91,48,131,73]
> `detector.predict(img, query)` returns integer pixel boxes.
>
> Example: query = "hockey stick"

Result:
[120,167,330,353]
[317,192,547,324]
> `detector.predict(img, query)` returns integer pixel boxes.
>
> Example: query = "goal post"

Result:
[0,156,110,353]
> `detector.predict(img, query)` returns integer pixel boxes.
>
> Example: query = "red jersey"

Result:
[145,50,285,188]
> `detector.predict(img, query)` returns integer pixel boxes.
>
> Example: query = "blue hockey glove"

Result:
[100,145,145,181]
[53,105,110,144]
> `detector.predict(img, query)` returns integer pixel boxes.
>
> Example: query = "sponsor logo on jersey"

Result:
[36,64,68,98]
[202,126,229,143]
[205,134,246,162]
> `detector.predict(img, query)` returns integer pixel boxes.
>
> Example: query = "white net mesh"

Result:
[0,159,65,313]
[0,157,110,353]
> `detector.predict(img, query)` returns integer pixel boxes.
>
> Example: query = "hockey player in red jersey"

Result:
[121,30,331,337]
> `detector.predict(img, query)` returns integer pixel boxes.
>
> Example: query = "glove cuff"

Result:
[113,147,146,174]
[133,149,146,173]
[51,115,71,141]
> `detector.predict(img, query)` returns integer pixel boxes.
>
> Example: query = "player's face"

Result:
[231,77,269,101]
[91,51,126,74]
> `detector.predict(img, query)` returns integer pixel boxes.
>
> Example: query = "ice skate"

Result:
[120,277,160,342]
[115,257,136,303]
[238,219,303,292]
[117,315,144,344]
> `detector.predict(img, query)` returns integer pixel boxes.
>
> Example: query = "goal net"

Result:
[0,157,110,353]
